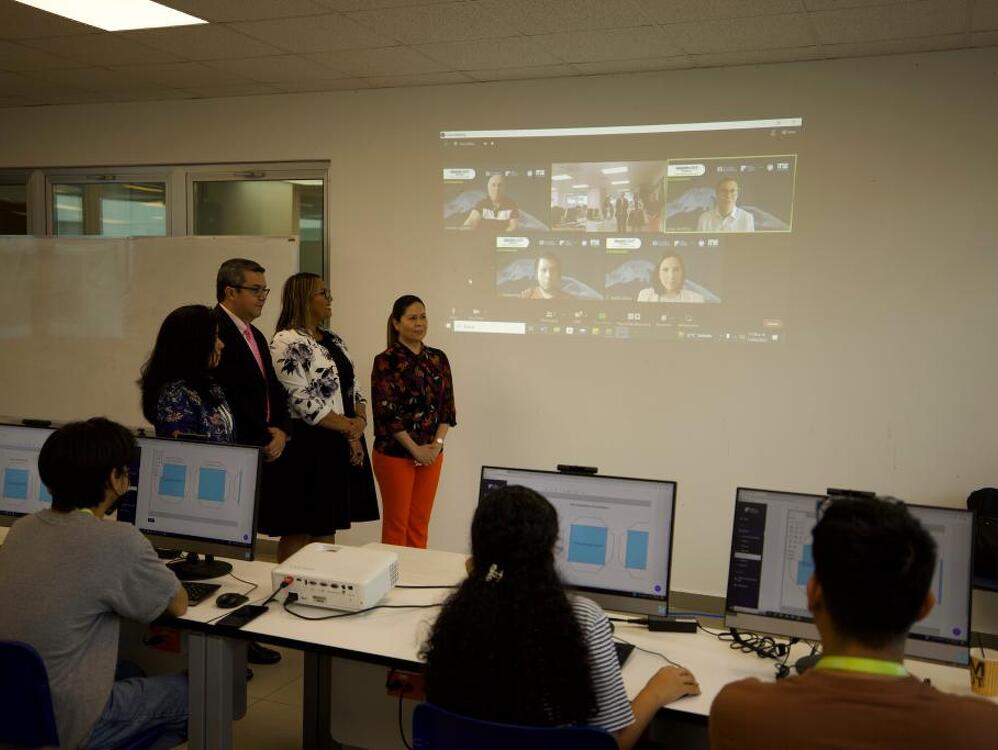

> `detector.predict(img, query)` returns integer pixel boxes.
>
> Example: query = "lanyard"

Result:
[814,656,908,677]
[78,508,95,517]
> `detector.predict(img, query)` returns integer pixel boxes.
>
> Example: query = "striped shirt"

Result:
[571,596,635,733]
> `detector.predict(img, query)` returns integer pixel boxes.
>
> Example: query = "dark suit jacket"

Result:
[213,305,291,447]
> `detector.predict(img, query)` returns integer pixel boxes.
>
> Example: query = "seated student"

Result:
[0,418,189,750]
[421,485,699,750]
[710,495,998,750]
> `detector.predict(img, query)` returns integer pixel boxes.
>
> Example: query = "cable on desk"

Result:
[228,571,259,597]
[281,594,442,621]
[613,635,688,671]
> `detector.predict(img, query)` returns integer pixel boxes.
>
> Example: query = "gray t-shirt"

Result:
[0,510,180,749]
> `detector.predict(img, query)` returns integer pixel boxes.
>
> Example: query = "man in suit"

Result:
[213,257,291,666]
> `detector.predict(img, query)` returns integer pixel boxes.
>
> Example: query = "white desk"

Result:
[168,544,990,749]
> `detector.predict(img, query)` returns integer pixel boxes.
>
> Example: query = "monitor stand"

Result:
[168,553,232,581]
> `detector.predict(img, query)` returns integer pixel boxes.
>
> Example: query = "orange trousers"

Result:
[373,450,444,548]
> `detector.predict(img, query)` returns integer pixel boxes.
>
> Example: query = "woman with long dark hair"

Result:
[371,295,455,548]
[268,272,379,562]
[422,486,698,749]
[139,304,232,441]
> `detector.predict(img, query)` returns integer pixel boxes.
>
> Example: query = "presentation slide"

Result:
[132,437,259,546]
[0,424,54,520]
[480,467,674,601]
[441,117,800,343]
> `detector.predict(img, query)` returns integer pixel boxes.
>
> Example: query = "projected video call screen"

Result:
[441,118,801,343]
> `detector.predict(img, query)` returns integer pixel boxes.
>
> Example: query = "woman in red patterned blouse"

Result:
[371,295,456,548]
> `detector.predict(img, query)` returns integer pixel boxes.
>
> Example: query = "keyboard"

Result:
[182,581,221,606]
[614,640,635,666]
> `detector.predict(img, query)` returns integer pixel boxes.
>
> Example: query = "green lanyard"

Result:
[814,656,908,677]
[78,508,95,517]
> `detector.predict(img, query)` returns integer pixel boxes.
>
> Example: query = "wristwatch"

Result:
[435,438,444,446]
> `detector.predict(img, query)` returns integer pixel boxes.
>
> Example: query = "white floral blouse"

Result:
[270,328,365,425]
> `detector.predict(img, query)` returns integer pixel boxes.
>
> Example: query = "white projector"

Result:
[272,543,399,611]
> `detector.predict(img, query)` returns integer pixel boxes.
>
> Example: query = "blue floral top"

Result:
[155,379,234,443]
[270,328,365,425]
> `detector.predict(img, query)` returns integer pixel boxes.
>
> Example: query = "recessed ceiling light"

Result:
[13,0,207,32]
[571,184,589,189]
[601,166,629,175]
[611,179,630,185]
[551,174,573,181]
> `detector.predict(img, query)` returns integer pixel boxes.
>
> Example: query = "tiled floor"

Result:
[177,645,304,750]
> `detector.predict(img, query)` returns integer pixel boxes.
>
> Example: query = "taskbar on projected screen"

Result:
[446,314,784,343]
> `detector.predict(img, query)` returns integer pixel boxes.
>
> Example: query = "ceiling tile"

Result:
[637,0,801,24]
[821,32,972,58]
[691,45,825,67]
[972,29,998,44]
[0,2,93,39]
[532,25,684,63]
[121,24,286,61]
[496,0,654,35]
[364,71,473,87]
[188,83,286,98]
[671,13,815,54]
[109,62,251,88]
[0,40,76,71]
[570,55,691,74]
[18,66,172,92]
[269,78,369,93]
[232,13,393,52]
[307,46,447,76]
[466,63,579,81]
[811,0,968,44]
[803,0,918,10]
[207,55,340,82]
[417,36,563,68]
[972,0,998,30]
[155,0,334,22]
[0,69,44,96]
[21,34,181,67]
[345,2,520,44]
[318,0,454,8]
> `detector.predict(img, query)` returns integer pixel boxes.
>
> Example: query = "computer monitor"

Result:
[0,422,55,526]
[479,466,677,616]
[724,487,975,665]
[120,435,262,580]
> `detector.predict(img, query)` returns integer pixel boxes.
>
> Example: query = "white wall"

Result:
[2,48,996,597]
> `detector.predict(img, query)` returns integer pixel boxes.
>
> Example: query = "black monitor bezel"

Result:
[723,487,975,666]
[479,465,678,617]
[130,434,263,562]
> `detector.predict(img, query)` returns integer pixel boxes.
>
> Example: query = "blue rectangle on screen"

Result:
[3,468,29,500]
[796,544,814,586]
[568,524,607,565]
[39,484,52,503]
[198,468,226,502]
[158,464,187,498]
[625,530,649,570]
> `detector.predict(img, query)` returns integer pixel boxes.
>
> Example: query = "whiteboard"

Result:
[0,235,298,429]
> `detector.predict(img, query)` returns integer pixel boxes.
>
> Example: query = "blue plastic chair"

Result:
[413,702,618,750]
[0,640,60,747]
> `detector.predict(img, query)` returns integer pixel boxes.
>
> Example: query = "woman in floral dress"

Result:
[269,273,378,563]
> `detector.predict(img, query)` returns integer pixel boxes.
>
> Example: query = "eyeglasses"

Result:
[312,289,332,301]
[233,285,270,298]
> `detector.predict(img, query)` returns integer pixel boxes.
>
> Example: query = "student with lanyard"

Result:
[709,495,998,749]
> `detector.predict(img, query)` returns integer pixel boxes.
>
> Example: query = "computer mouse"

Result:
[216,593,249,609]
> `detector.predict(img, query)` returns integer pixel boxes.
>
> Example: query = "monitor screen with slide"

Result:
[442,117,800,344]
[0,422,55,526]
[117,435,262,580]
[479,466,677,616]
[724,487,975,665]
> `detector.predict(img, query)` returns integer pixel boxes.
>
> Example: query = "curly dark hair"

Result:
[139,304,223,425]
[421,485,597,726]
